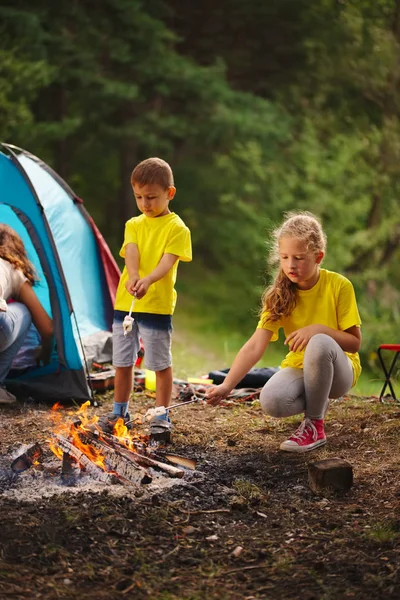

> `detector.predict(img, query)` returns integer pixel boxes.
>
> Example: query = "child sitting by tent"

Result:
[0,225,54,404]
[98,157,192,437]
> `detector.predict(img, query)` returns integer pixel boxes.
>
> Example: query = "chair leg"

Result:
[378,348,399,401]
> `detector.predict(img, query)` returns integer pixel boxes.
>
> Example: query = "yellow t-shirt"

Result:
[115,212,192,315]
[257,269,362,386]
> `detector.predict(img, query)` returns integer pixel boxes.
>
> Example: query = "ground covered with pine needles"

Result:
[0,391,399,599]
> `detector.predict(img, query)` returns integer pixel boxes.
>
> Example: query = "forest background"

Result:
[1,0,400,394]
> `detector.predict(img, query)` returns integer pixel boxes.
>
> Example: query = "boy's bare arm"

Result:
[133,253,178,299]
[125,243,140,295]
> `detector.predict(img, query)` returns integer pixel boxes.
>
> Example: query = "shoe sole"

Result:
[280,438,327,453]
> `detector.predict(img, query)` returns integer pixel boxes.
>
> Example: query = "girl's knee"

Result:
[259,390,284,418]
[305,333,335,359]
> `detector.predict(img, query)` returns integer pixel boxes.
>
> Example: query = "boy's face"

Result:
[132,182,176,218]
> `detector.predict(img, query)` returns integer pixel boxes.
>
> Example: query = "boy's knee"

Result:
[116,365,133,372]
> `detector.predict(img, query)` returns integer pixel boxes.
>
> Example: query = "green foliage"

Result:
[1,0,400,376]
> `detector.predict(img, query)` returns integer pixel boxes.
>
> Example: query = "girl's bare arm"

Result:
[18,282,54,364]
[206,328,273,405]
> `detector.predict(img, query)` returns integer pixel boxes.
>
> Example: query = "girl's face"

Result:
[279,236,324,290]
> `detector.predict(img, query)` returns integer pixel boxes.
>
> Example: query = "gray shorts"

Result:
[112,316,172,371]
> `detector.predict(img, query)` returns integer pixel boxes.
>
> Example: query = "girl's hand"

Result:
[205,383,232,406]
[285,324,321,352]
[35,336,54,366]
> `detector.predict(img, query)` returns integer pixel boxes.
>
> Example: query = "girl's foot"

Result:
[280,418,326,453]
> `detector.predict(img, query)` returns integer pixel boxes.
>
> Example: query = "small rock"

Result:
[231,546,243,558]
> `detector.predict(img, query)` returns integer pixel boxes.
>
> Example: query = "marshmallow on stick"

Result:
[144,406,168,420]
[123,298,136,336]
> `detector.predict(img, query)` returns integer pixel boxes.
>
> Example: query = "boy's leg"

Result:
[111,319,140,417]
[139,322,172,435]
[155,366,173,408]
[114,366,134,413]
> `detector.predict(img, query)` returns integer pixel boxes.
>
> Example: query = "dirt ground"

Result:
[0,389,399,600]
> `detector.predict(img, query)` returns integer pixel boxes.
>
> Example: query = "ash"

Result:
[0,443,194,503]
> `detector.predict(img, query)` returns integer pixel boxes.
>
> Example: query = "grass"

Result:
[172,309,395,398]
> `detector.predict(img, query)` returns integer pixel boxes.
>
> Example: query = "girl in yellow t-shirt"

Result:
[206,211,362,453]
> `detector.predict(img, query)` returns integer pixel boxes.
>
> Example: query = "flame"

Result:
[48,401,103,465]
[70,428,107,469]
[48,439,63,460]
[114,418,129,438]
[48,401,148,472]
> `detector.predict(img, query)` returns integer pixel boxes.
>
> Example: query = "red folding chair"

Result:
[377,344,400,401]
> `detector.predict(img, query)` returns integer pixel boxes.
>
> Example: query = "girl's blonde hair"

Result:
[0,225,36,285]
[260,211,327,322]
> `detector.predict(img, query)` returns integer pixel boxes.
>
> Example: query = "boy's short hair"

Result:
[131,157,174,189]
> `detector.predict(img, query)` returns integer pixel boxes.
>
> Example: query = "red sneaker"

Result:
[280,418,326,453]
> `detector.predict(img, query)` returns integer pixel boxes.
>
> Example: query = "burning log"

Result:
[61,453,81,485]
[94,432,185,478]
[52,434,117,484]
[108,437,196,470]
[79,433,153,485]
[11,443,43,473]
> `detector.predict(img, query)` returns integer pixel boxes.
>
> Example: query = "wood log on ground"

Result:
[308,458,353,493]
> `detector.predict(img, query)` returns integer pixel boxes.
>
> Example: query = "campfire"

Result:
[10,400,197,489]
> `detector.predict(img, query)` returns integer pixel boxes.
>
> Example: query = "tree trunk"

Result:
[118,141,138,229]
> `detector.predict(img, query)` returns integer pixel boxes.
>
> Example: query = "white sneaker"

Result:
[0,387,17,404]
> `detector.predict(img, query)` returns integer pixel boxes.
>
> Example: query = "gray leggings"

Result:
[259,334,354,420]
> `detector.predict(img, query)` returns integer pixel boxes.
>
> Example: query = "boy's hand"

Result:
[133,276,152,299]
[125,276,139,295]
[205,383,231,406]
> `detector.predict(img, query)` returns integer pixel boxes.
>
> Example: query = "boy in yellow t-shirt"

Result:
[99,158,192,436]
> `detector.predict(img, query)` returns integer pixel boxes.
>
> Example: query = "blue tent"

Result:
[0,143,120,402]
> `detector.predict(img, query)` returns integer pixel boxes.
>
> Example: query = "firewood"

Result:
[81,434,153,485]
[95,431,185,478]
[11,442,43,473]
[61,452,81,484]
[163,454,197,470]
[52,434,117,484]
[117,446,185,479]
[308,458,353,493]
